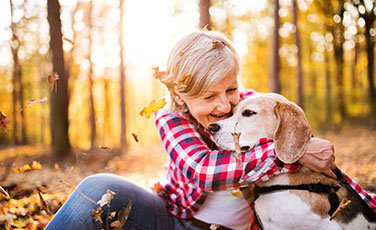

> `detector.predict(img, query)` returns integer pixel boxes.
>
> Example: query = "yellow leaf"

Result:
[140,98,166,119]
[230,189,242,197]
[111,220,121,228]
[31,161,42,170]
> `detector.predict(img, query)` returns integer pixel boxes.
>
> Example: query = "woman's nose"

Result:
[216,96,231,113]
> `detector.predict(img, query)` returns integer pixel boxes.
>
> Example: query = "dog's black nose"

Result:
[208,123,221,134]
[240,146,250,151]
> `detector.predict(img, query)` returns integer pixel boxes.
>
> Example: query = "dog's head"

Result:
[209,93,312,163]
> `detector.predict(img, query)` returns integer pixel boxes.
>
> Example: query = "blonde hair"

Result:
[159,31,240,112]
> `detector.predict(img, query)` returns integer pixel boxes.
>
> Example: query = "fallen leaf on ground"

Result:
[0,185,10,199]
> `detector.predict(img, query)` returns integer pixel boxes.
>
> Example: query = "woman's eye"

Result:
[227,87,237,93]
[242,109,257,117]
[204,95,214,100]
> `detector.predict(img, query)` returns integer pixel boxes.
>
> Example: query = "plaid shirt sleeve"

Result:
[344,173,376,212]
[154,109,299,192]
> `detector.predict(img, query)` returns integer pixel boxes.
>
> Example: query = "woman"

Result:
[45,31,375,230]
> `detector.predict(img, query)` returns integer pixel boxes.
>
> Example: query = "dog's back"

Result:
[254,167,376,230]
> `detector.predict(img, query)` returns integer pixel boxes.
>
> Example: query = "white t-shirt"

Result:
[193,190,252,230]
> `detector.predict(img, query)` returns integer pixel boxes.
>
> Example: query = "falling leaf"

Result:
[0,185,10,199]
[63,36,74,44]
[97,189,116,207]
[54,163,60,170]
[230,189,242,197]
[140,98,167,119]
[231,132,242,164]
[100,146,110,150]
[177,74,191,85]
[152,67,167,80]
[178,51,184,56]
[90,207,103,223]
[0,111,10,132]
[48,72,59,93]
[131,133,139,142]
[21,97,49,111]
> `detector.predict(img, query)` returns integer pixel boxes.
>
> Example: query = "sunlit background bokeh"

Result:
[0,0,374,150]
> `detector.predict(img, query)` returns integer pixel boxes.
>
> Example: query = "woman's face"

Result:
[180,72,239,128]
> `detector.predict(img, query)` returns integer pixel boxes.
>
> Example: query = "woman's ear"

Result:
[170,90,185,106]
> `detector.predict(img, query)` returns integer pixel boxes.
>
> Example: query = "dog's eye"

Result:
[242,109,257,117]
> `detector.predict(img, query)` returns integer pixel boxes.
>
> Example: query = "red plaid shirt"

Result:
[154,90,376,223]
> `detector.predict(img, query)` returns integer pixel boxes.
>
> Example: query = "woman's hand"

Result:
[298,137,337,179]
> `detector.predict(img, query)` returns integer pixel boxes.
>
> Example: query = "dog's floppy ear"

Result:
[273,101,312,163]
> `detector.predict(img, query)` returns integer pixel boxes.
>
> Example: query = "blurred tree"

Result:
[323,0,333,128]
[9,0,27,145]
[292,0,304,109]
[87,0,97,150]
[199,0,211,30]
[353,0,376,116]
[119,0,127,154]
[47,0,71,157]
[270,0,281,93]
[332,0,346,120]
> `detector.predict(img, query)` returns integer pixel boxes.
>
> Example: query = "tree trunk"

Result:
[332,0,346,120]
[351,37,359,102]
[47,0,71,157]
[10,0,19,145]
[199,0,211,30]
[87,0,97,150]
[269,0,281,93]
[292,0,303,109]
[119,0,127,154]
[363,5,376,116]
[323,0,332,128]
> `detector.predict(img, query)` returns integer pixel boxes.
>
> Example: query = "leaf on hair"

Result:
[177,74,191,85]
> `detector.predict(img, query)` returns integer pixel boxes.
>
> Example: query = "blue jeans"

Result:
[45,173,201,230]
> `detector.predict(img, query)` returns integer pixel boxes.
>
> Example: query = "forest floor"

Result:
[0,125,376,229]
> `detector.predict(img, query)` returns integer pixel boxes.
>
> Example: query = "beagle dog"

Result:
[209,93,376,230]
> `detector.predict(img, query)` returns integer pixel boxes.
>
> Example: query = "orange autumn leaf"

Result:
[178,74,191,85]
[0,111,11,131]
[178,51,184,56]
[140,98,166,119]
[152,67,167,80]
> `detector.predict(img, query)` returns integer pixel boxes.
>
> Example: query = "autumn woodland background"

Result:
[0,0,376,229]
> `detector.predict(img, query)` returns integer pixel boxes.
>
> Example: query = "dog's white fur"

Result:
[211,92,376,230]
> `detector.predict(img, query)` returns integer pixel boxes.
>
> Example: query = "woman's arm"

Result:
[155,110,299,192]
[298,137,337,178]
